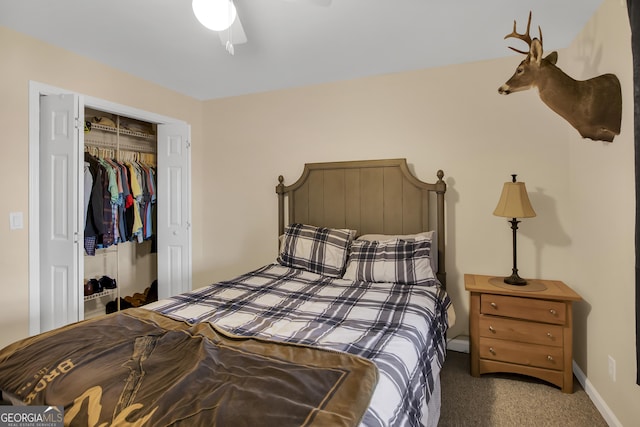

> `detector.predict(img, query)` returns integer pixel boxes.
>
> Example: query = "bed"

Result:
[0,158,452,427]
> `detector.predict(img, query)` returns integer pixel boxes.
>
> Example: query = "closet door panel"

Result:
[39,94,82,332]
[157,123,192,299]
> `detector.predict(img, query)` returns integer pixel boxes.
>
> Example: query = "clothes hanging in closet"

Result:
[84,150,156,256]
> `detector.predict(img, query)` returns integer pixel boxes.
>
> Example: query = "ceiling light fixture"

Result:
[192,0,237,32]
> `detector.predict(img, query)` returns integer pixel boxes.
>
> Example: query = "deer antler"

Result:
[504,11,542,54]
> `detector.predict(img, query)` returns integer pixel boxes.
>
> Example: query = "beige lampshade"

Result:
[493,181,536,218]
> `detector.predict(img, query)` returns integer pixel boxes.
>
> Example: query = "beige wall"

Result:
[1,0,638,424]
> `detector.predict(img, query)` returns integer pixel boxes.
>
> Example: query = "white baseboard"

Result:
[447,335,470,353]
[572,361,622,427]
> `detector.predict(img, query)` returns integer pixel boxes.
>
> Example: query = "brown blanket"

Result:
[0,309,378,426]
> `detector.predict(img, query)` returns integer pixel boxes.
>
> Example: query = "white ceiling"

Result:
[0,0,604,101]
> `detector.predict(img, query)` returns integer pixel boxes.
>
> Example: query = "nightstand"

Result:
[464,274,582,393]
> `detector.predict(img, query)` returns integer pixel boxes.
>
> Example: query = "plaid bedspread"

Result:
[147,263,451,427]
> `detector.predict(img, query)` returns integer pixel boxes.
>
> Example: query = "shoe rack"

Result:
[84,246,120,319]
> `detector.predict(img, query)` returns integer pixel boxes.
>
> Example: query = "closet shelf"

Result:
[85,138,156,154]
[89,122,155,140]
[84,288,117,302]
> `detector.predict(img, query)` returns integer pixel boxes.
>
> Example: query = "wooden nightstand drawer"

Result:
[479,337,564,370]
[481,294,566,325]
[479,315,563,347]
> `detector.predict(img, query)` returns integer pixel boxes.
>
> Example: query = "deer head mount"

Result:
[498,12,622,142]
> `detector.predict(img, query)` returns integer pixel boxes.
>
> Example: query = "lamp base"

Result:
[503,274,527,286]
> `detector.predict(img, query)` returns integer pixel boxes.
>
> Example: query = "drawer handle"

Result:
[547,332,553,339]
[549,309,557,315]
[489,347,496,355]
[547,355,554,362]
[490,302,498,309]
[488,326,496,333]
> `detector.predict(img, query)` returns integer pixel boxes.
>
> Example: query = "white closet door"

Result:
[157,123,192,299]
[39,94,83,332]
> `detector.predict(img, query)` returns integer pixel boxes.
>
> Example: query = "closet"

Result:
[82,107,158,319]
[34,87,191,335]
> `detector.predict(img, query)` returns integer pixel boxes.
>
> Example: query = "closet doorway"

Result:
[28,81,192,335]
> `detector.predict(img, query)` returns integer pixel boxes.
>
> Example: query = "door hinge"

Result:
[186,140,191,149]
[73,231,79,243]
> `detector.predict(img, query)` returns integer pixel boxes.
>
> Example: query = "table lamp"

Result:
[493,174,536,285]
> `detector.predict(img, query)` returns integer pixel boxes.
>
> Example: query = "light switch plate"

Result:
[10,212,24,230]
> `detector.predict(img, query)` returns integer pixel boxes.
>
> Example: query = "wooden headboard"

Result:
[276,159,447,287]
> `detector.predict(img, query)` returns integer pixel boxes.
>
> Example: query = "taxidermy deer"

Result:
[498,12,622,142]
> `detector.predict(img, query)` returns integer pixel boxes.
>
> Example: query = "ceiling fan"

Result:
[192,0,332,55]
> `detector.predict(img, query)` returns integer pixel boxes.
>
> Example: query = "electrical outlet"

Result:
[608,355,616,382]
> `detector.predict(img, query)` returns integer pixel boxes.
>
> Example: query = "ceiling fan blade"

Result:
[218,14,247,46]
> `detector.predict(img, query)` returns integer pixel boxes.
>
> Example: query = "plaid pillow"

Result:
[342,238,435,285]
[356,231,437,274]
[277,223,355,277]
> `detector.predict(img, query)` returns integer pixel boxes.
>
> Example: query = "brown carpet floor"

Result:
[439,351,608,427]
